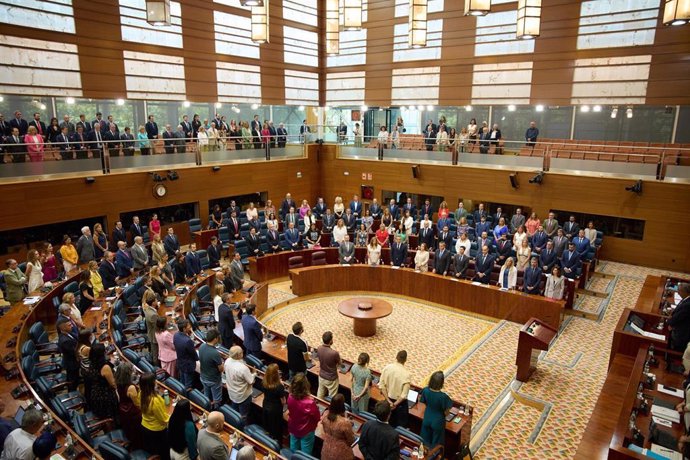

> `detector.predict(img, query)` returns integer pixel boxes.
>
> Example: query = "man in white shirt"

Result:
[224,346,255,425]
[1,409,43,460]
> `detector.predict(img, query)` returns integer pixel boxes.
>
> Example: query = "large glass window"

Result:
[674,106,690,144]
[492,106,572,142]
[0,216,106,256]
[573,105,674,142]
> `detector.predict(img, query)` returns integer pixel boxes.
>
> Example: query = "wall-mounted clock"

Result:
[153,183,167,198]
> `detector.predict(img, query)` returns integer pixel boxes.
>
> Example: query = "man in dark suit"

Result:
[104,123,121,156]
[130,216,144,242]
[338,121,348,143]
[339,235,355,264]
[251,115,262,149]
[28,112,47,139]
[495,234,513,265]
[266,223,281,253]
[523,257,543,295]
[91,112,106,133]
[106,115,119,134]
[9,111,28,136]
[349,195,363,217]
[0,113,10,136]
[276,122,288,148]
[475,216,491,238]
[552,228,568,258]
[87,125,105,158]
[359,401,400,460]
[71,125,88,159]
[98,251,119,289]
[145,115,159,139]
[185,243,202,278]
[390,235,408,267]
[531,225,548,253]
[474,245,495,284]
[162,124,175,154]
[424,125,436,151]
[75,114,91,134]
[563,215,580,240]
[280,194,296,220]
[489,123,502,147]
[268,121,277,148]
[245,228,263,258]
[180,115,193,140]
[207,236,222,269]
[573,229,591,259]
[211,114,223,131]
[120,127,135,156]
[54,126,73,160]
[388,199,400,220]
[115,241,134,278]
[226,211,241,241]
[241,304,264,358]
[164,227,180,257]
[437,225,452,249]
[402,197,416,219]
[313,198,327,219]
[453,247,470,278]
[322,209,336,233]
[225,201,241,219]
[112,221,127,247]
[493,207,506,225]
[432,242,451,276]
[57,318,80,390]
[420,200,434,220]
[419,221,435,250]
[560,242,581,279]
[668,283,690,351]
[299,119,310,143]
[285,222,301,250]
[217,293,236,349]
[539,241,557,273]
[369,199,382,219]
[4,127,24,162]
[473,203,487,225]
[174,125,187,153]
[343,209,356,232]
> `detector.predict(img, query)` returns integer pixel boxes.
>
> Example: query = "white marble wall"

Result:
[283,0,318,27]
[577,0,659,50]
[214,11,260,60]
[217,62,262,103]
[393,19,444,63]
[571,55,651,104]
[285,70,319,106]
[327,29,368,68]
[284,26,319,68]
[391,67,440,106]
[474,10,535,57]
[0,0,75,34]
[472,62,533,105]
[119,0,183,48]
[394,0,444,18]
[326,71,366,106]
[123,51,186,100]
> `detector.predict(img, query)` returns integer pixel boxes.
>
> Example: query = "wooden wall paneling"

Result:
[180,2,218,102]
[363,0,395,106]
[314,144,690,272]
[261,0,287,105]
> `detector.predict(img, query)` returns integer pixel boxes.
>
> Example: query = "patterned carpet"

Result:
[261,261,690,459]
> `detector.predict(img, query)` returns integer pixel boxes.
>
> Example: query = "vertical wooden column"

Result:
[180,2,217,102]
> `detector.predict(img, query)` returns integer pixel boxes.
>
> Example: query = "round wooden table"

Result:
[338,297,393,337]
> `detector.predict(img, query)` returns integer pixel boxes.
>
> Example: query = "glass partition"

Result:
[492,105,572,141]
[573,105,675,142]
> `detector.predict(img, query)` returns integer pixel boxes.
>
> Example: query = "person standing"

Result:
[76,226,95,264]
[241,304,263,358]
[223,346,255,425]
[350,352,372,414]
[174,319,198,392]
[196,411,228,460]
[155,317,177,377]
[419,371,452,448]
[320,394,355,460]
[168,399,198,460]
[287,322,309,379]
[199,329,224,410]
[359,400,400,460]
[316,331,342,399]
[2,259,26,303]
[56,318,79,391]
[260,363,286,441]
[217,293,237,349]
[669,283,690,351]
[378,350,411,428]
[139,373,171,460]
[143,291,160,366]
[287,373,320,456]
[0,408,43,460]
[525,121,539,145]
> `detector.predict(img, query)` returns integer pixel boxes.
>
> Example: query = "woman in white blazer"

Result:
[544,266,565,300]
[497,257,517,289]
[583,221,598,247]
[455,233,471,255]
[367,237,382,266]
[414,243,430,272]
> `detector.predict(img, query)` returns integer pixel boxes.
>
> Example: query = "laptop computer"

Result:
[14,406,25,427]
[407,389,419,409]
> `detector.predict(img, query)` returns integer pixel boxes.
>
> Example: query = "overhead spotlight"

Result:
[66,97,75,105]
[167,170,179,181]
[508,104,516,112]
[150,172,165,182]
[535,104,544,112]
[215,102,222,109]
[298,105,305,111]
[626,108,633,118]
[212,166,221,172]
[426,105,434,111]
[400,106,407,111]
[593,105,602,112]
[116,98,125,106]
[528,171,544,184]
[84,177,95,184]
[360,105,368,112]
[183,100,190,108]
[39,103,46,110]
[418,105,425,112]
[378,107,383,111]
[625,180,643,195]
[611,107,618,119]
[240,0,263,6]
[580,105,590,113]
[0,96,4,102]
[296,171,302,178]
[465,105,472,111]
[343,171,350,176]
[251,103,259,110]
[232,106,240,114]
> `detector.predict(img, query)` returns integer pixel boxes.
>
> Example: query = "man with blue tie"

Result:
[473,203,486,225]
[313,197,327,218]
[390,235,408,267]
[266,223,281,253]
[437,225,452,249]
[241,304,264,358]
[57,126,73,160]
[285,207,299,228]
[475,216,491,238]
[433,242,451,276]
[369,199,382,219]
[164,227,180,258]
[561,242,581,279]
[389,199,400,220]
[285,222,301,250]
[531,225,548,253]
[207,236,222,269]
[539,241,557,273]
[343,209,356,232]
[185,243,202,278]
[563,215,580,240]
[573,229,590,259]
[349,195,363,217]
[474,245,495,284]
[402,197,416,219]
[322,209,336,233]
[115,241,134,278]
[523,257,542,294]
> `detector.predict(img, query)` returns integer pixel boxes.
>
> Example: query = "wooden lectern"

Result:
[515,317,558,382]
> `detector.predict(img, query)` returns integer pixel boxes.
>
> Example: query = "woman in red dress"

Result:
[438,200,450,220]
[41,243,59,282]
[375,223,390,248]
[261,122,271,147]
[148,213,161,239]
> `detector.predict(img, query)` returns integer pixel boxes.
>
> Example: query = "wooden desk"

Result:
[611,309,669,367]
[193,229,219,250]
[337,297,393,337]
[289,265,564,330]
[634,276,666,314]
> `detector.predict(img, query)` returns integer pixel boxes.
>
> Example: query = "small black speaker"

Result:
[509,173,519,189]
[412,165,420,179]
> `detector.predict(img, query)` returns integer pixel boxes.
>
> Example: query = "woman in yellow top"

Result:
[88,260,104,297]
[59,234,78,273]
[139,372,171,459]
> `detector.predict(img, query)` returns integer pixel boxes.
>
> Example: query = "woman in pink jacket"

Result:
[287,373,321,455]
[155,317,177,377]
[24,125,45,162]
